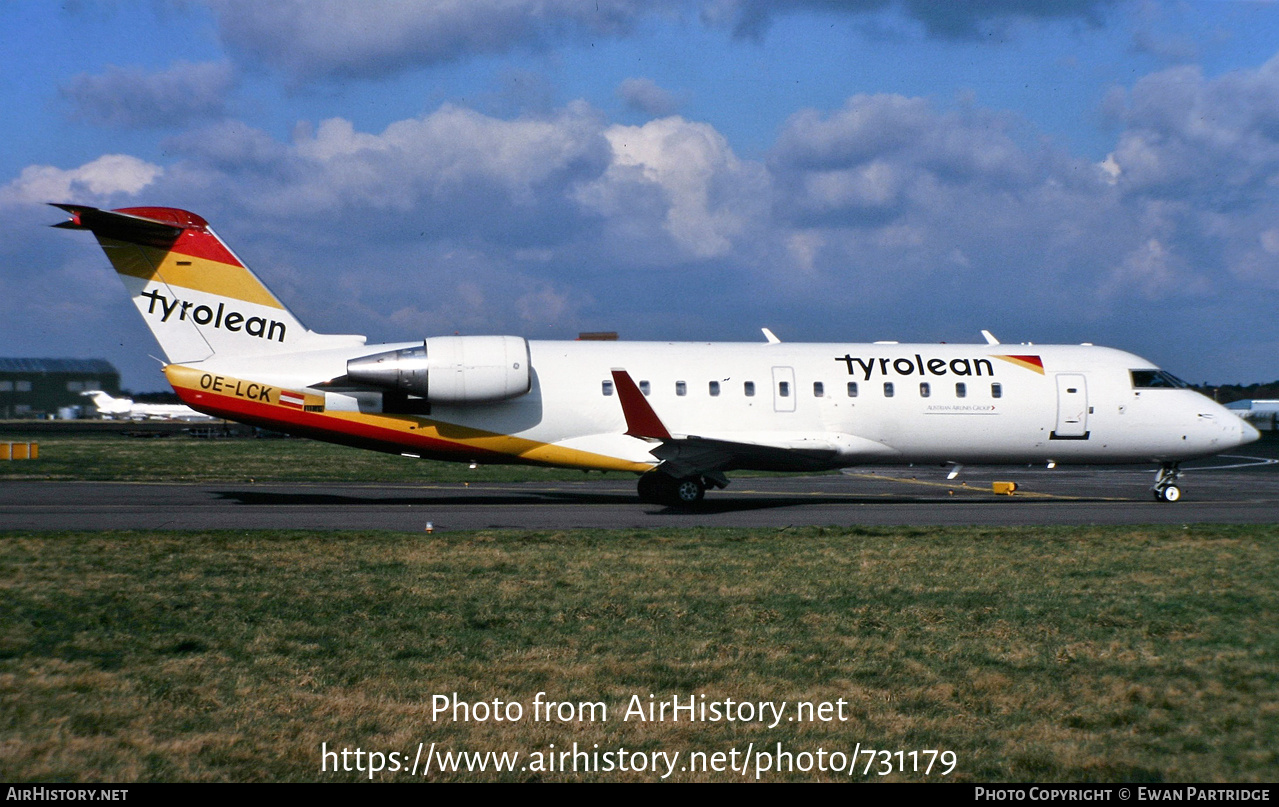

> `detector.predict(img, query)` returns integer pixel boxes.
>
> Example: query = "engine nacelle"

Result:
[346,335,531,404]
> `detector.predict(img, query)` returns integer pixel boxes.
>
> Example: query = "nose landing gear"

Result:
[1152,463,1183,503]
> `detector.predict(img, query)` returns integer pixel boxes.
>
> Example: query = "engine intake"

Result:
[346,335,531,404]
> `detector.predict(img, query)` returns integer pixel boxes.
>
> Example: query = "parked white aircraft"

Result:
[80,389,213,421]
[54,204,1259,505]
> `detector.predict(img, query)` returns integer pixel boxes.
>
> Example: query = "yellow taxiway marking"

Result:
[839,472,1132,501]
[403,478,1133,503]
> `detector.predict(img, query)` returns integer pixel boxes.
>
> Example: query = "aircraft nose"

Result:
[1238,417,1262,447]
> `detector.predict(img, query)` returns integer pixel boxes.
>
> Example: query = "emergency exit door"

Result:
[772,366,796,413]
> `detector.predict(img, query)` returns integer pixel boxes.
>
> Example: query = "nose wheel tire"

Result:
[1152,463,1183,503]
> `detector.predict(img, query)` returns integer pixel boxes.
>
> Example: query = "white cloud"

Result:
[1105,237,1207,300]
[617,78,684,117]
[1098,153,1121,184]
[773,94,936,169]
[163,121,288,170]
[1105,56,1279,198]
[0,154,163,206]
[204,1,1122,86]
[798,160,903,212]
[277,103,610,216]
[516,285,576,325]
[583,116,769,258]
[786,230,824,275]
[1260,228,1279,256]
[709,0,1117,40]
[209,0,676,81]
[62,61,234,129]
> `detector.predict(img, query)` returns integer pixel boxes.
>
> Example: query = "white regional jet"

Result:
[53,204,1259,505]
[81,389,213,421]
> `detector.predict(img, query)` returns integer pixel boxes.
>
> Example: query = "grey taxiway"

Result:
[4,448,1277,531]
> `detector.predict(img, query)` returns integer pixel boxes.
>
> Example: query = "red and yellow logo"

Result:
[992,355,1045,374]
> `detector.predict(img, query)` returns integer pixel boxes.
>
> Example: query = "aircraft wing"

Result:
[609,369,894,483]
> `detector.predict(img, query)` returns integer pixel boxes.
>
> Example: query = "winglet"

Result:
[762,327,781,344]
[610,369,672,440]
[981,329,1000,345]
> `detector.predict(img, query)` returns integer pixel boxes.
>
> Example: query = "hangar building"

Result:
[0,358,121,418]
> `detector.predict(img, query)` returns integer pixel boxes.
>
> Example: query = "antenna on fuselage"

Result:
[981,330,1000,345]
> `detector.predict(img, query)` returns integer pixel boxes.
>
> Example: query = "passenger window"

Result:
[602,380,614,396]
[709,381,720,397]
[813,381,824,397]
[779,381,790,397]
[744,381,756,397]
[956,382,966,398]
[676,381,687,396]
[640,380,651,396]
[920,382,930,398]
[991,382,1002,399]
[847,382,858,398]
[884,382,894,398]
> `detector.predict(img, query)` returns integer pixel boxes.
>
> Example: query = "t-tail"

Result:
[80,390,130,415]
[52,204,363,363]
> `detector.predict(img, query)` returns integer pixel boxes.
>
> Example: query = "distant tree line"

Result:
[1190,381,1279,404]
[127,391,183,404]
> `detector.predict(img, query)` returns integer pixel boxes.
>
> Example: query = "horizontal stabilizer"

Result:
[51,204,190,249]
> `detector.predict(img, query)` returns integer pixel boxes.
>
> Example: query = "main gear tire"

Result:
[636,473,706,506]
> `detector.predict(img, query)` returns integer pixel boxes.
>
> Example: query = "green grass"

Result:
[2,526,1277,782]
[0,432,614,483]
[0,430,827,483]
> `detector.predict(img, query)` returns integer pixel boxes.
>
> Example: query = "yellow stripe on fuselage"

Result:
[99,237,285,309]
[164,365,652,473]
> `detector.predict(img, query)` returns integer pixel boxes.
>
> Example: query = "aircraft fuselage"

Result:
[166,340,1255,473]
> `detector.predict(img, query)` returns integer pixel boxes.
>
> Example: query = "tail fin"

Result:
[53,204,363,363]
[80,389,130,415]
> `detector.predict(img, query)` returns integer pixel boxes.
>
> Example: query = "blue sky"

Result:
[2,0,1278,391]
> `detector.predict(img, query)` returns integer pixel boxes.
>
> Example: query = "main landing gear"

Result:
[1152,463,1183,503]
[637,472,706,506]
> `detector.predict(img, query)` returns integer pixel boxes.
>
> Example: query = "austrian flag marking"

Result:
[279,390,306,409]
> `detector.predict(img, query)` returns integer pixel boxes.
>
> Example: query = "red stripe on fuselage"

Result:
[173,385,518,463]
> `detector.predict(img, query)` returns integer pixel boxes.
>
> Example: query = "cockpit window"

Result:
[1131,369,1189,389]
